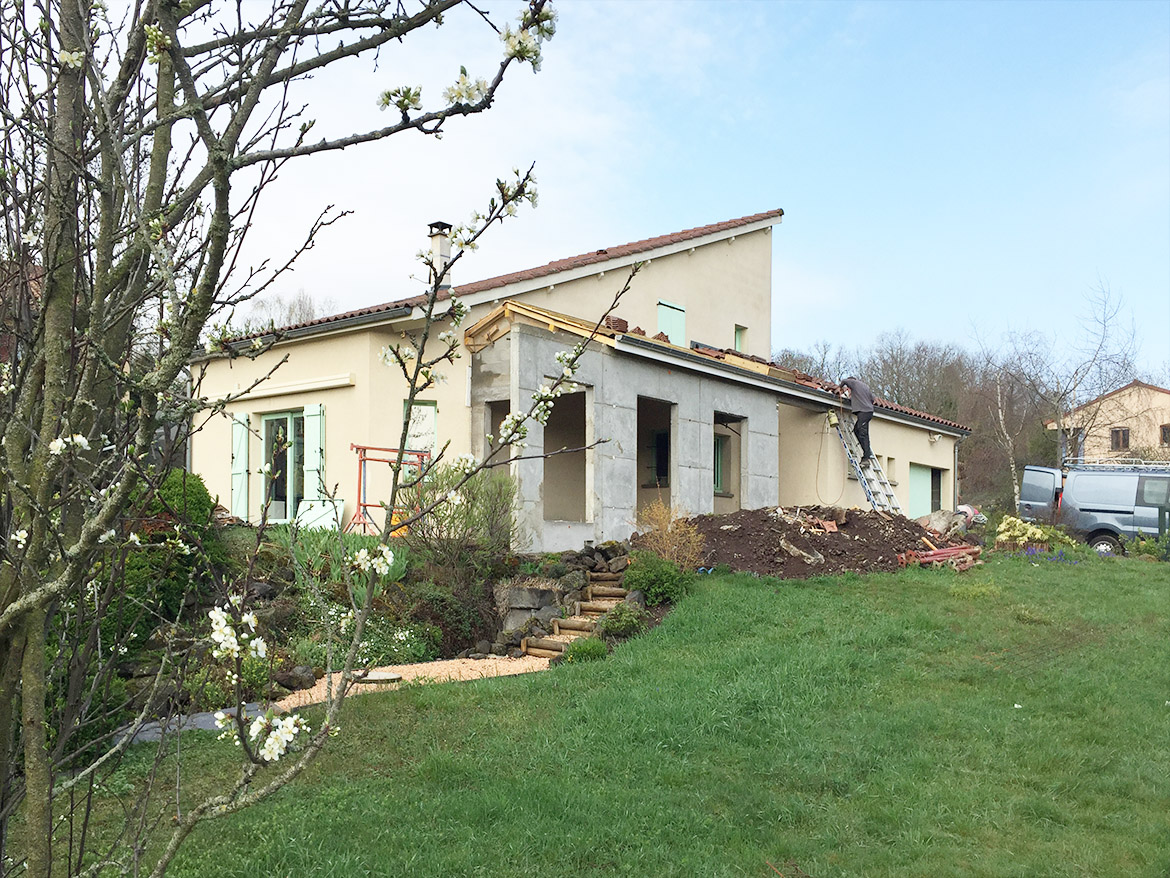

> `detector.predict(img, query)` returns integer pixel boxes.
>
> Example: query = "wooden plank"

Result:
[588,572,624,582]
[524,647,561,659]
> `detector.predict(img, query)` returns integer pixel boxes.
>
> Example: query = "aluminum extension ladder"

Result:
[829,411,903,515]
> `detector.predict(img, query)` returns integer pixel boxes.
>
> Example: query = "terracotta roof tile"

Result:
[228,209,784,343]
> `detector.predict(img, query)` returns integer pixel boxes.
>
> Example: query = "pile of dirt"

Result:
[684,505,958,579]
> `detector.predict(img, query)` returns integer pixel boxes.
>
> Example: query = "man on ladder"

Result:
[838,376,876,463]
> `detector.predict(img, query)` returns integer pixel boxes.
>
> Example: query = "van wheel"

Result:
[1089,534,1122,555]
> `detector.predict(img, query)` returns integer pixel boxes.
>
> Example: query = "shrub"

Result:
[563,637,608,663]
[405,580,487,658]
[598,602,649,639]
[1126,530,1170,561]
[623,550,692,607]
[994,515,1075,549]
[636,498,704,570]
[400,465,522,582]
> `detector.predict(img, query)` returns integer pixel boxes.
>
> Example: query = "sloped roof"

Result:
[1066,379,1170,414]
[687,341,969,432]
[228,209,784,343]
[469,302,969,434]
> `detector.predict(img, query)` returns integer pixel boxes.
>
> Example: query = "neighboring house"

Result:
[189,210,968,550]
[1049,380,1170,462]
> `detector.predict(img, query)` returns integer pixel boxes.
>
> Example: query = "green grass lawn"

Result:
[117,553,1169,876]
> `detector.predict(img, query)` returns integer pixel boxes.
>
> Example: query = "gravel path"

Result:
[276,654,549,711]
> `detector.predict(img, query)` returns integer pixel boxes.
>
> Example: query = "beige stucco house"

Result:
[1049,380,1170,461]
[189,210,968,550]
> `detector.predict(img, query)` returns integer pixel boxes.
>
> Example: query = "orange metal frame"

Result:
[344,443,432,534]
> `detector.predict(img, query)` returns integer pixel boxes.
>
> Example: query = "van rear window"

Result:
[1021,469,1056,500]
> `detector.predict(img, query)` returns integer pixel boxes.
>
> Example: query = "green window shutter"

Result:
[657,301,685,346]
[231,416,249,519]
[303,404,325,501]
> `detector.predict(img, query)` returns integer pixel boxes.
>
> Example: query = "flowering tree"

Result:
[0,0,559,873]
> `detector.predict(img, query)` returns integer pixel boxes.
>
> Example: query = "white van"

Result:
[1018,460,1170,554]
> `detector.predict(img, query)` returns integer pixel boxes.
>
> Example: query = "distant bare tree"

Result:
[1003,285,1138,463]
[236,288,337,334]
[771,339,852,382]
[855,329,974,421]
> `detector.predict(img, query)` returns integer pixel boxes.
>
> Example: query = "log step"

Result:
[554,617,596,633]
[576,600,620,617]
[523,636,566,653]
[587,584,628,599]
[524,647,561,659]
[588,572,625,582]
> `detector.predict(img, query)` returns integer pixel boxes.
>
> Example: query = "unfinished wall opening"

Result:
[713,412,744,514]
[637,397,674,514]
[543,391,586,521]
[486,399,511,456]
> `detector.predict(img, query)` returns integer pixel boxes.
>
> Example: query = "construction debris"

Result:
[683,505,982,579]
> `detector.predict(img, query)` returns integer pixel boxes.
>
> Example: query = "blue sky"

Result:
[241,0,1170,376]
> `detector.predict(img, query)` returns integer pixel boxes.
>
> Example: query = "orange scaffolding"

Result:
[344,443,432,534]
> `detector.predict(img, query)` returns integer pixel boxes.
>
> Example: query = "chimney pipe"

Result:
[428,220,452,290]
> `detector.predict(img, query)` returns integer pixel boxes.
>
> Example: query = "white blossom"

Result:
[442,68,489,104]
[70,433,90,451]
[20,230,37,245]
[127,532,141,546]
[98,529,116,544]
[10,530,28,550]
[48,437,67,455]
[57,48,85,69]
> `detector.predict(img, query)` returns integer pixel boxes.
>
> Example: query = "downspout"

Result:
[953,436,962,508]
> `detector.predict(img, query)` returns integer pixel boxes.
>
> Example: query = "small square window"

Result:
[733,325,747,353]
[1110,427,1130,452]
[1161,424,1170,446]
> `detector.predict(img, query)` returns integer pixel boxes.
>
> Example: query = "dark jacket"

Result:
[840,378,875,414]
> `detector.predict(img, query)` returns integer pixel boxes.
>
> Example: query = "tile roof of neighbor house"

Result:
[230,209,785,342]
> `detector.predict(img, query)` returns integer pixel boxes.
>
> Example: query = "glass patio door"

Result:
[262,412,305,521]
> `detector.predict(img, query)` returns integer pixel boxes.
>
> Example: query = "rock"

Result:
[253,599,300,635]
[563,589,583,607]
[508,648,525,659]
[597,540,623,560]
[356,670,403,684]
[127,677,186,713]
[117,660,161,679]
[548,654,566,666]
[916,509,968,540]
[556,569,588,593]
[246,579,278,600]
[274,665,317,691]
[475,639,492,655]
[503,609,537,631]
[607,555,630,573]
[490,644,507,656]
[530,625,548,638]
[469,652,488,660]
[456,648,472,659]
[624,590,647,609]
